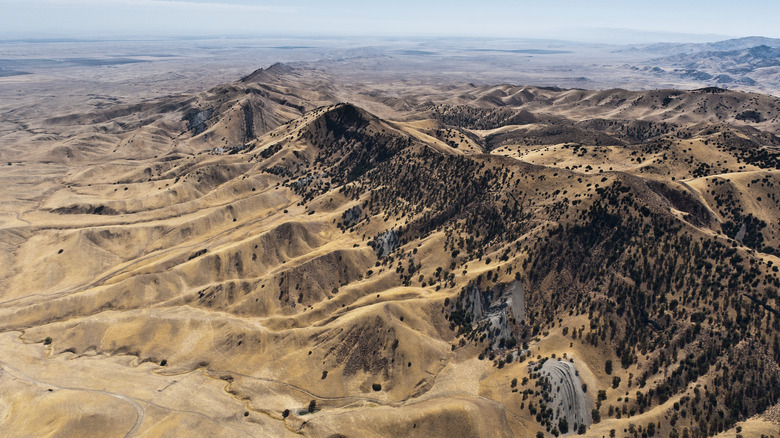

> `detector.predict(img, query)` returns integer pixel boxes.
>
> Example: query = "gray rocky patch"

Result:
[534,359,592,435]
[371,229,399,258]
[183,108,213,135]
[294,175,313,189]
[735,222,747,243]
[341,205,362,226]
[457,279,525,348]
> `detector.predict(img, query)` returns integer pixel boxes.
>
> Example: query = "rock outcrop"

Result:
[341,205,362,226]
[535,359,592,435]
[371,229,399,258]
[454,279,526,348]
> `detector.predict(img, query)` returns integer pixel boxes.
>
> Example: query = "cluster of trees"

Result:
[524,180,780,436]
[426,103,536,130]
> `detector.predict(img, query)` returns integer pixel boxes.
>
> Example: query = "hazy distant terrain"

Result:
[1,35,779,114]
[2,37,780,437]
[4,35,780,161]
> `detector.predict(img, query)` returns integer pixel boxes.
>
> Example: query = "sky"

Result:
[2,0,779,43]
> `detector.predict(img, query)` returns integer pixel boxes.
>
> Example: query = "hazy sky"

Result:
[2,0,779,42]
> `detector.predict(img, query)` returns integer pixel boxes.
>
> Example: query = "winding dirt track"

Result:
[678,179,721,221]
[0,358,263,438]
[0,360,144,438]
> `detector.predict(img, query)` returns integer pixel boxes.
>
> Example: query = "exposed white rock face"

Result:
[534,359,592,435]
[504,280,526,324]
[372,229,399,258]
[735,222,747,243]
[461,284,486,320]
[456,280,526,348]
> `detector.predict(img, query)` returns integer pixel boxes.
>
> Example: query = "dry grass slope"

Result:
[1,65,780,437]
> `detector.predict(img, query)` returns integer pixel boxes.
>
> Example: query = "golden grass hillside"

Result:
[2,65,780,437]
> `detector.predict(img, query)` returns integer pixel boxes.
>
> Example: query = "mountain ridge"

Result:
[1,66,780,437]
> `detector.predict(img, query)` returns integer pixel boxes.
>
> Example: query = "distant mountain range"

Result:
[663,44,780,73]
[624,36,780,55]
[619,37,780,90]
